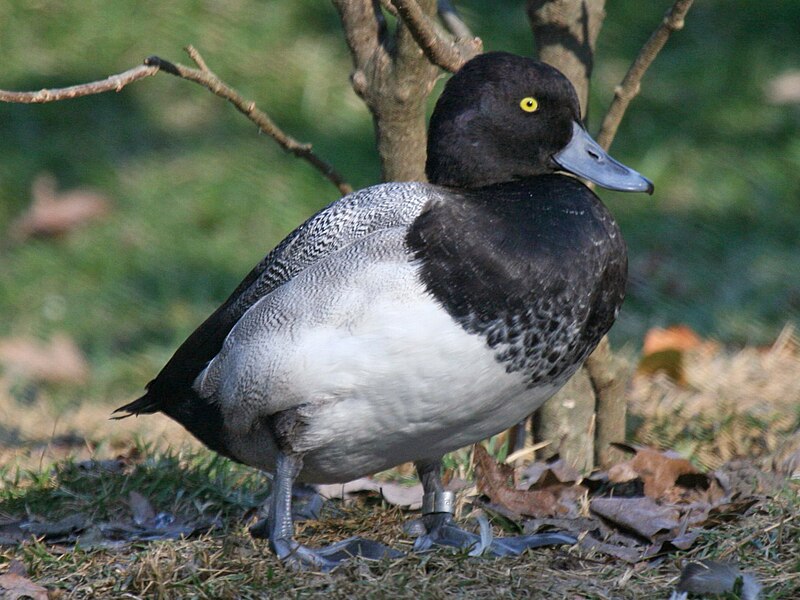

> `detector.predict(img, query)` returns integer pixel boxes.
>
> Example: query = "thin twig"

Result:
[596,0,695,150]
[185,44,211,72]
[146,48,351,195]
[379,0,399,18]
[504,440,551,465]
[390,0,481,73]
[0,49,352,196]
[437,0,473,40]
[0,64,159,103]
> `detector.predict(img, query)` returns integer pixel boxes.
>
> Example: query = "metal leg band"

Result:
[421,490,455,515]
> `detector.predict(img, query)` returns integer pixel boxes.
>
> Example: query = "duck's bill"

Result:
[553,121,654,194]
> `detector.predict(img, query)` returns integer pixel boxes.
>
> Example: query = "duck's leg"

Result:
[249,482,323,539]
[267,451,403,571]
[412,458,576,556]
[508,418,529,457]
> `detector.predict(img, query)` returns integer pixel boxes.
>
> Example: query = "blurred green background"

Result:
[1,0,798,409]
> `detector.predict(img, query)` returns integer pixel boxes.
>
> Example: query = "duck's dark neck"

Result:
[425,122,560,189]
[407,175,627,385]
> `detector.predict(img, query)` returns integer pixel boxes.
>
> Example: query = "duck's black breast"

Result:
[406,174,627,385]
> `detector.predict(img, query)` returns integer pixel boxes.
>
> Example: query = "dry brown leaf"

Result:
[576,535,644,563]
[642,325,704,355]
[473,444,571,518]
[9,173,111,241]
[4,561,27,577]
[0,333,89,385]
[0,573,49,600]
[0,520,28,546]
[701,497,759,526]
[519,456,581,490]
[590,496,681,542]
[609,444,709,500]
[316,477,424,509]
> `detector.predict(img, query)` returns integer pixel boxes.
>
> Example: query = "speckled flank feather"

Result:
[223,182,441,317]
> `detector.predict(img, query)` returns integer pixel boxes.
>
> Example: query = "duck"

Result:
[116,51,653,570]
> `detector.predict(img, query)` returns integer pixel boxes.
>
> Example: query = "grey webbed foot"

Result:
[273,536,403,572]
[412,458,576,557]
[411,512,576,557]
[266,452,402,571]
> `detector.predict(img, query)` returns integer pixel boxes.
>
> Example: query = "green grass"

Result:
[0,447,266,523]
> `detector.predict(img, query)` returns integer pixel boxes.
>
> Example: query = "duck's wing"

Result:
[115,183,437,448]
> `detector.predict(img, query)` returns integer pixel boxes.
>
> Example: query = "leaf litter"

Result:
[0,453,227,551]
[472,442,772,563]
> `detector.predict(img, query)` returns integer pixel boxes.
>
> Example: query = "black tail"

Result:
[112,386,161,419]
[112,383,234,460]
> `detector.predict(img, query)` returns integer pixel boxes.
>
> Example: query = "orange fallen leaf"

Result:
[0,573,49,600]
[642,325,703,355]
[608,444,714,501]
[638,325,706,383]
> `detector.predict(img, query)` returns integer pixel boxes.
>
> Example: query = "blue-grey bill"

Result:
[553,121,654,194]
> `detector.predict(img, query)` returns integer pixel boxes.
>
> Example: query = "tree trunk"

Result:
[334,0,440,182]
[527,0,628,471]
[527,0,606,121]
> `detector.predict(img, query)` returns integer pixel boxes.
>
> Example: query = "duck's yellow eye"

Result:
[519,97,539,113]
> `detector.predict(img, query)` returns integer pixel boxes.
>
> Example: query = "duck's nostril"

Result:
[587,149,601,161]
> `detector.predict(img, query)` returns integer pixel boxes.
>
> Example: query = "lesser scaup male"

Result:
[117,51,652,570]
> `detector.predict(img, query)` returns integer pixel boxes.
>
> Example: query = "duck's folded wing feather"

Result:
[117,182,438,417]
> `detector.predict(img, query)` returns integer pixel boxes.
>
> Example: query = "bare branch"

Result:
[390,0,481,73]
[0,50,352,196]
[332,0,385,77]
[437,0,474,41]
[379,0,398,17]
[185,44,211,72]
[527,0,607,119]
[0,64,158,103]
[596,0,695,150]
[145,49,352,194]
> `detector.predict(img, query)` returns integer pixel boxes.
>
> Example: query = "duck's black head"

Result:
[426,52,653,194]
